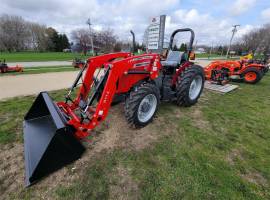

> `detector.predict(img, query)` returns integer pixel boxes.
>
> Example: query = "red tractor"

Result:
[204,58,269,85]
[0,59,23,73]
[23,28,205,186]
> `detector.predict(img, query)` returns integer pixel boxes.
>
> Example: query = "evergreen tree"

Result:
[61,34,70,49]
[46,27,70,52]
[179,43,187,51]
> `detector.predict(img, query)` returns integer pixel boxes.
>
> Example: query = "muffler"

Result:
[23,92,85,186]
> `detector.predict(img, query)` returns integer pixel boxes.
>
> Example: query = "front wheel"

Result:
[176,65,205,107]
[125,82,160,128]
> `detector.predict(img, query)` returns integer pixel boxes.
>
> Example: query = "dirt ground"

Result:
[0,103,170,200]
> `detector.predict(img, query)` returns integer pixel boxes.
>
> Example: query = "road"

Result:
[0,60,212,101]
[9,59,211,68]
[9,61,72,68]
[0,71,78,100]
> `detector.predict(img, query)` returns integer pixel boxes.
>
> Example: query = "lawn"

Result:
[0,51,240,62]
[0,52,90,62]
[0,74,270,199]
[196,53,240,60]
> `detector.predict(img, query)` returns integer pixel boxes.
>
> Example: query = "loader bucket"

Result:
[23,92,85,186]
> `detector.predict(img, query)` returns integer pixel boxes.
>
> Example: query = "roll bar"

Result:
[168,28,195,56]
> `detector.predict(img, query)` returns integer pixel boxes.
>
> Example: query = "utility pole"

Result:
[86,18,95,56]
[194,40,198,52]
[226,25,240,58]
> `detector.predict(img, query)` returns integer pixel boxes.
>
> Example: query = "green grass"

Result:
[196,53,221,58]
[0,66,78,76]
[196,53,240,60]
[0,90,67,144]
[0,52,90,62]
[1,75,270,199]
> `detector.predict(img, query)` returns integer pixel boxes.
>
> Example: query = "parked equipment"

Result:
[204,58,269,85]
[72,58,86,69]
[23,28,204,186]
[0,59,23,73]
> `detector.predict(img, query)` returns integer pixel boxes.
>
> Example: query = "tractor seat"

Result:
[161,50,186,67]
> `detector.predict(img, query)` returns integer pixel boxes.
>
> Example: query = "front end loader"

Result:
[23,28,205,186]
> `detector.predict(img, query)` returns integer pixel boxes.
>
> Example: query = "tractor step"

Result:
[23,92,85,186]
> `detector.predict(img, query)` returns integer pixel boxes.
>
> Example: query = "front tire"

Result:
[125,82,160,128]
[176,65,204,106]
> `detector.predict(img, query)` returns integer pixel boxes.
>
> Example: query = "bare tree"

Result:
[239,24,270,55]
[71,28,91,55]
[71,28,118,54]
[0,14,29,51]
[94,29,117,53]
[27,22,49,51]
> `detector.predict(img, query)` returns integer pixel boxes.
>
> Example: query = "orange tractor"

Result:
[0,59,23,73]
[204,57,269,85]
[23,28,205,186]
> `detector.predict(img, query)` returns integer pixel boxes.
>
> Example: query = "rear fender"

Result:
[172,61,193,85]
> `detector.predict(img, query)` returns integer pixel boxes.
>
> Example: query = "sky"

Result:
[0,0,270,45]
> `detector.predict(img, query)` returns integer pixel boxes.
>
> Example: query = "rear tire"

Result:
[243,67,262,84]
[125,82,160,128]
[176,65,204,107]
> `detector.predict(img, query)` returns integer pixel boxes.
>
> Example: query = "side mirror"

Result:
[189,52,196,60]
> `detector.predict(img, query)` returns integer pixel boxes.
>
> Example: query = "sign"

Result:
[147,15,166,52]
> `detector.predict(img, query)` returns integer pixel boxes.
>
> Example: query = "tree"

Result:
[236,24,270,56]
[46,27,70,52]
[28,22,49,51]
[94,29,117,53]
[113,42,122,52]
[0,14,29,51]
[179,43,187,51]
[71,28,91,55]
[61,34,70,49]
[71,28,118,54]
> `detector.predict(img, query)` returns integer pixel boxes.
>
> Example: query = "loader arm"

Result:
[58,54,161,139]
[68,52,131,107]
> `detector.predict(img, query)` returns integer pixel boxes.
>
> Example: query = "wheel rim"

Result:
[245,72,257,82]
[189,75,203,100]
[138,94,157,123]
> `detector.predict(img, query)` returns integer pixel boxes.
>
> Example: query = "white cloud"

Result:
[261,8,270,22]
[165,9,234,45]
[0,0,255,45]
[230,0,256,16]
[0,0,179,42]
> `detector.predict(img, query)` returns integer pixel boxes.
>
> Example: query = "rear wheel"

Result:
[125,82,160,128]
[243,68,262,84]
[176,65,204,106]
